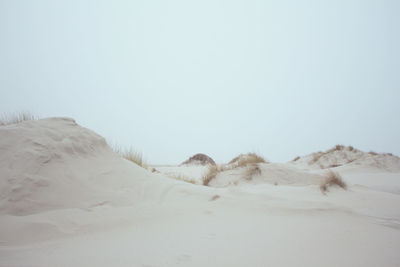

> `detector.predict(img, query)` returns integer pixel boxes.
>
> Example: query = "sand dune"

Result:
[0,118,175,216]
[1,118,400,266]
[290,145,400,172]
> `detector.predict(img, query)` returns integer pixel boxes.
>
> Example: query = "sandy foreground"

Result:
[0,118,400,267]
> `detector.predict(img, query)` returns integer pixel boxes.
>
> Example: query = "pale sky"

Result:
[1,0,399,164]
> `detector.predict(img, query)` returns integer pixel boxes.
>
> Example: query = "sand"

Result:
[1,118,400,266]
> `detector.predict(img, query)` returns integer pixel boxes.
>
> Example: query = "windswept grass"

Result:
[0,112,36,126]
[310,145,361,167]
[202,165,218,186]
[312,145,346,163]
[112,146,147,169]
[123,149,146,168]
[320,170,347,193]
[202,153,266,186]
[368,151,395,157]
[328,144,345,153]
[229,153,267,167]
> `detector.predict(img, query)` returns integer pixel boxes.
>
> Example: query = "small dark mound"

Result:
[181,153,216,166]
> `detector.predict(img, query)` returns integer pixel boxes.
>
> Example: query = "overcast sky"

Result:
[1,0,399,164]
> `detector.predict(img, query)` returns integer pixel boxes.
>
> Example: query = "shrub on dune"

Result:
[320,170,347,193]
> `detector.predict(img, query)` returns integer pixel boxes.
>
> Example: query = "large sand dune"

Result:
[0,118,177,216]
[1,118,400,266]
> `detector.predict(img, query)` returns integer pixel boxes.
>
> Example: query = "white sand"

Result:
[1,118,400,266]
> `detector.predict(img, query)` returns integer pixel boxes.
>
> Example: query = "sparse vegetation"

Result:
[292,156,300,162]
[326,145,345,154]
[181,153,216,166]
[335,144,345,151]
[328,164,342,168]
[310,145,360,167]
[122,149,147,169]
[312,145,346,164]
[244,164,262,180]
[311,152,324,163]
[202,165,218,186]
[368,151,395,157]
[0,112,36,126]
[310,145,395,162]
[201,153,266,186]
[320,170,347,193]
[112,146,147,169]
[229,153,267,167]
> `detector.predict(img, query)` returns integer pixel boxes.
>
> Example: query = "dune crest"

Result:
[291,145,400,172]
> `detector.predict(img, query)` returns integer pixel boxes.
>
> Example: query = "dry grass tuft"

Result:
[112,146,147,169]
[312,145,356,165]
[122,149,147,169]
[229,153,266,167]
[320,170,347,193]
[328,164,342,168]
[368,151,378,156]
[335,144,345,151]
[201,153,267,186]
[327,145,345,153]
[312,152,324,163]
[292,156,300,162]
[202,165,218,186]
[244,164,262,180]
[0,112,36,126]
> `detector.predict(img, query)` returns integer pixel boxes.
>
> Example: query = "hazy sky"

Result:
[1,0,399,164]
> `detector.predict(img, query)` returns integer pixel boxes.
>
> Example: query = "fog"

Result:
[1,0,399,164]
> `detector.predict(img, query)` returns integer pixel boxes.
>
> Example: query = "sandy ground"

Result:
[1,118,400,267]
